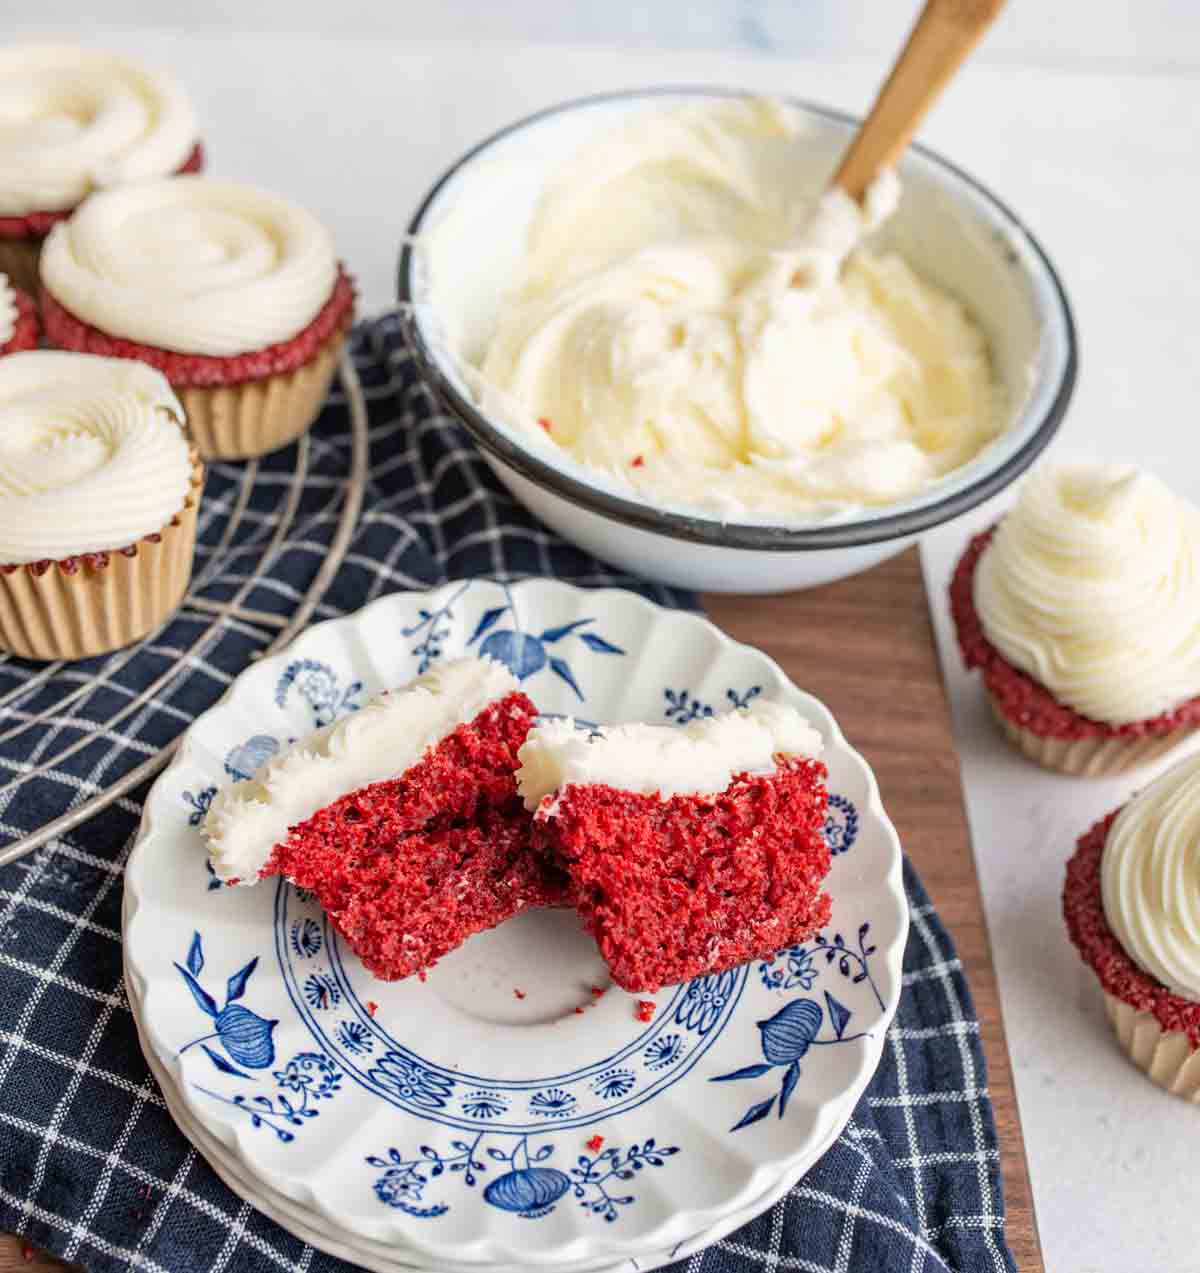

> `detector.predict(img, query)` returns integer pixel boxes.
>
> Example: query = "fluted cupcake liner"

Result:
[179,327,346,461]
[1105,993,1200,1101]
[988,696,1195,777]
[0,235,43,298]
[0,454,203,661]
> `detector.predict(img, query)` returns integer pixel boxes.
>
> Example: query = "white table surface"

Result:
[10,11,1200,1271]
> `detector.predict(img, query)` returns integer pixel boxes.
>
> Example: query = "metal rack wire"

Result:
[0,352,369,869]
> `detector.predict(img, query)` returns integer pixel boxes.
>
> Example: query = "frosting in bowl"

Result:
[204,657,520,882]
[517,699,822,809]
[1102,752,1200,1002]
[974,463,1200,724]
[0,275,14,347]
[0,351,193,562]
[0,44,198,216]
[40,176,338,356]
[474,98,1004,519]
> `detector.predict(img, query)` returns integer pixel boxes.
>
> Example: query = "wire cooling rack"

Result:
[0,353,368,869]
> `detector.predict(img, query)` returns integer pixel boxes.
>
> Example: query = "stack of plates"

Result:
[123,580,907,1273]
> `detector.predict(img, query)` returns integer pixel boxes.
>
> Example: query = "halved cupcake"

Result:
[0,45,203,296]
[518,702,831,992]
[951,463,1200,776]
[0,274,38,356]
[0,351,202,660]
[204,658,566,981]
[1065,753,1200,1099]
[40,176,354,460]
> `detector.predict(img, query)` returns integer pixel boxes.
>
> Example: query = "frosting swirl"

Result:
[0,275,14,347]
[974,463,1200,724]
[40,176,338,356]
[0,351,193,562]
[1102,752,1200,1002]
[0,45,198,216]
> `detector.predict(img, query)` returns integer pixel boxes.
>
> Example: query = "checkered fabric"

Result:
[0,315,1014,1273]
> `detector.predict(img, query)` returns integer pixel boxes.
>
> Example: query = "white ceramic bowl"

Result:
[398,88,1076,593]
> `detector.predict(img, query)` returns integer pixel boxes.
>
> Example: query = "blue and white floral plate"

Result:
[123,580,908,1270]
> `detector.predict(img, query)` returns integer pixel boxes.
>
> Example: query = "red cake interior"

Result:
[264,690,566,981]
[532,757,832,992]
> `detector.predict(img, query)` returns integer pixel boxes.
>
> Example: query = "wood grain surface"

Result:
[0,547,1041,1272]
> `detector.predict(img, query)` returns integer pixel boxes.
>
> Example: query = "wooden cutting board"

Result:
[1,547,1040,1272]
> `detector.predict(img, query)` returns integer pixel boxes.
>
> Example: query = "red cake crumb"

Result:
[533,757,832,993]
[20,1241,34,1262]
[417,970,427,983]
[631,455,645,468]
[265,692,568,981]
[635,1000,656,1023]
[951,528,1200,740]
[586,1135,604,1153]
[1065,807,1200,1048]
[574,1006,585,1014]
[0,143,204,239]
[538,417,553,432]
[41,267,356,387]
[513,988,526,1000]
[0,287,38,356]
[366,1001,378,1017]
[590,985,606,997]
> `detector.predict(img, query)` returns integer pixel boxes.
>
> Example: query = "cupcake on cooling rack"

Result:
[1065,752,1200,1099]
[951,463,1200,776]
[0,275,38,357]
[0,45,203,296]
[0,351,202,661]
[39,175,355,461]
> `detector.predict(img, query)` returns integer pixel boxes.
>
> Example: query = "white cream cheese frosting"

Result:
[0,275,15,347]
[974,463,1200,724]
[0,351,192,563]
[0,45,198,216]
[475,98,1003,520]
[516,699,822,811]
[40,176,338,356]
[204,657,520,883]
[1102,752,1200,1002]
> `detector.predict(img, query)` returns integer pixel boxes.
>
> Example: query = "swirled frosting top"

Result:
[40,176,338,355]
[0,351,192,562]
[0,44,199,216]
[974,463,1200,724]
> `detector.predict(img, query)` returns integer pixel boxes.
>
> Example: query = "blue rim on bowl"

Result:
[397,87,1077,553]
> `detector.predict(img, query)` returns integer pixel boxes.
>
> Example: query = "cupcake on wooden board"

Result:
[0,275,38,356]
[951,463,1200,776]
[39,176,355,460]
[0,351,202,660]
[1065,753,1200,1099]
[0,45,203,296]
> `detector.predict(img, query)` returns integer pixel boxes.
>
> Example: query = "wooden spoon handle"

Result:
[832,0,1006,203]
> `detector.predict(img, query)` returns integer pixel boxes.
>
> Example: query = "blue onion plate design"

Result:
[127,577,907,1268]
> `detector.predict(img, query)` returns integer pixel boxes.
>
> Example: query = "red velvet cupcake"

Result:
[0,278,38,357]
[204,659,563,981]
[951,464,1200,776]
[40,176,355,460]
[0,45,203,296]
[1064,753,1200,1099]
[518,702,831,992]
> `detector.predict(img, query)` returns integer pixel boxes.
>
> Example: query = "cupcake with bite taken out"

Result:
[1065,752,1200,1099]
[40,175,355,460]
[951,463,1200,776]
[0,351,202,660]
[0,45,203,296]
[0,275,38,356]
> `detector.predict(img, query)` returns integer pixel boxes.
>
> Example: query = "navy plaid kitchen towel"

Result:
[0,314,1014,1273]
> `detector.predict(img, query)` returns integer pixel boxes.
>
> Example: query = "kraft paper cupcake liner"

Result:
[0,235,43,299]
[0,454,204,661]
[1105,992,1200,1101]
[988,697,1194,777]
[179,325,347,461]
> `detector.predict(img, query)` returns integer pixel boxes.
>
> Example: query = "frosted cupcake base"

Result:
[179,327,347,460]
[988,697,1194,777]
[1105,993,1200,1101]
